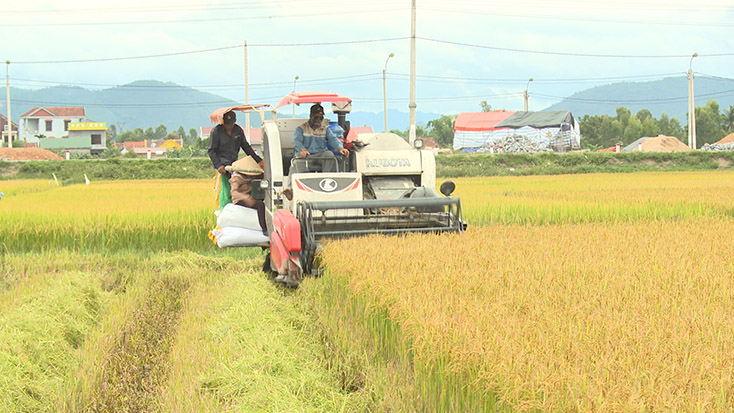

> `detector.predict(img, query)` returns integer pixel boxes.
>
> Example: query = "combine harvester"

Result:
[213,92,465,286]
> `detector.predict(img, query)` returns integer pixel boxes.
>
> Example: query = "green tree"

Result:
[636,109,652,123]
[641,117,659,137]
[479,101,492,112]
[579,114,624,150]
[188,128,198,147]
[426,115,457,148]
[389,129,406,138]
[722,105,734,132]
[694,99,725,147]
[657,113,684,139]
[623,115,642,144]
[107,124,117,142]
[616,107,631,127]
[144,127,155,140]
[154,124,168,140]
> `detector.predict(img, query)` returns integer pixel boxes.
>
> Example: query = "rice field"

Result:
[1,170,733,411]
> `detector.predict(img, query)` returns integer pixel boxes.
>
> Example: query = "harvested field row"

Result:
[0,252,367,412]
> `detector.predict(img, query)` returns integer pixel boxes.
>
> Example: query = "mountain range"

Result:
[2,77,733,134]
[0,80,443,134]
[545,76,734,122]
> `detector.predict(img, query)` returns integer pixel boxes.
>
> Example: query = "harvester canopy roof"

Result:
[274,91,352,109]
[209,104,271,125]
[495,111,575,129]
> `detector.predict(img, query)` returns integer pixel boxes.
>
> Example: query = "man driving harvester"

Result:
[208,110,262,210]
[293,103,349,173]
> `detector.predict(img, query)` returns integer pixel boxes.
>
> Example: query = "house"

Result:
[37,121,107,155]
[346,126,374,142]
[19,107,86,144]
[199,126,212,141]
[453,111,581,151]
[150,139,183,150]
[1,113,18,147]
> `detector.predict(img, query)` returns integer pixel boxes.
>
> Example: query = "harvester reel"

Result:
[296,202,318,276]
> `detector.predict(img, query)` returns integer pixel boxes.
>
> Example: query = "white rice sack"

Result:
[213,226,269,248]
[217,203,261,231]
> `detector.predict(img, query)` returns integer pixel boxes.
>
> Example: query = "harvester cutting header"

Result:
[209,92,465,286]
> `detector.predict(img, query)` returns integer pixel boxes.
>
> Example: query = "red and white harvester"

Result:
[211,92,465,286]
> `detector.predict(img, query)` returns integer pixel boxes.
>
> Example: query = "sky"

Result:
[1,0,733,120]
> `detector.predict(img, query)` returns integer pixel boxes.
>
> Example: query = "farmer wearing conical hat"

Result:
[228,156,266,233]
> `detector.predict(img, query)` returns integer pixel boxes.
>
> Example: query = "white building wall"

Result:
[20,116,84,143]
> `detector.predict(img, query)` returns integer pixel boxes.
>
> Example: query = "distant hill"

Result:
[4,80,240,134]
[544,76,734,122]
[1,80,441,134]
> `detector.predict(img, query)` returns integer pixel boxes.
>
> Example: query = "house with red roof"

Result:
[1,113,18,147]
[19,107,87,143]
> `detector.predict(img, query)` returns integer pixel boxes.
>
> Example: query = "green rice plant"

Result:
[453,171,734,225]
[0,179,220,252]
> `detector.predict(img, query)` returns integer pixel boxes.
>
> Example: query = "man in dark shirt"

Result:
[208,110,262,210]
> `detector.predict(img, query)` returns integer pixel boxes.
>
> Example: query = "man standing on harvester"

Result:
[208,110,262,210]
[293,103,349,172]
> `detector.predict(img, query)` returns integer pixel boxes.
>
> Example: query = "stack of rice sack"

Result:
[209,203,269,247]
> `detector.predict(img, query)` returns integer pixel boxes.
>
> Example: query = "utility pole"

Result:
[523,78,533,112]
[244,40,250,138]
[687,53,698,149]
[5,60,11,147]
[408,0,417,144]
[292,76,299,118]
[383,53,394,132]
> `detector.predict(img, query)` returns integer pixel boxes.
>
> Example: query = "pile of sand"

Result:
[640,135,690,152]
[717,133,734,144]
[0,148,63,160]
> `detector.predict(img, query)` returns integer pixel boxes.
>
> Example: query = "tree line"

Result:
[107,124,201,147]
[103,99,734,152]
[579,100,734,150]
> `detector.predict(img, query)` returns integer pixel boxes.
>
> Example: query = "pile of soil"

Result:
[0,148,63,160]
[717,133,734,144]
[640,136,690,152]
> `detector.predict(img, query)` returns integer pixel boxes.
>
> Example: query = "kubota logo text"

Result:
[319,178,338,192]
[365,158,411,168]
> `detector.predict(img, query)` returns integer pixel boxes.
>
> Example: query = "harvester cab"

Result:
[213,92,465,287]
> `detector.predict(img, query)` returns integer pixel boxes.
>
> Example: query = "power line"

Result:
[419,37,734,58]
[0,4,404,27]
[533,88,734,104]
[8,36,733,65]
[9,39,407,64]
[420,6,733,28]
[10,73,382,89]
[391,72,685,84]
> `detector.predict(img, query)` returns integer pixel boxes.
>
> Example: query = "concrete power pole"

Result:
[408,0,417,145]
[687,53,698,149]
[244,40,250,138]
[5,60,11,147]
[523,78,533,112]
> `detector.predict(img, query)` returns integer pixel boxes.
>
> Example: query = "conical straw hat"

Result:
[226,156,263,175]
